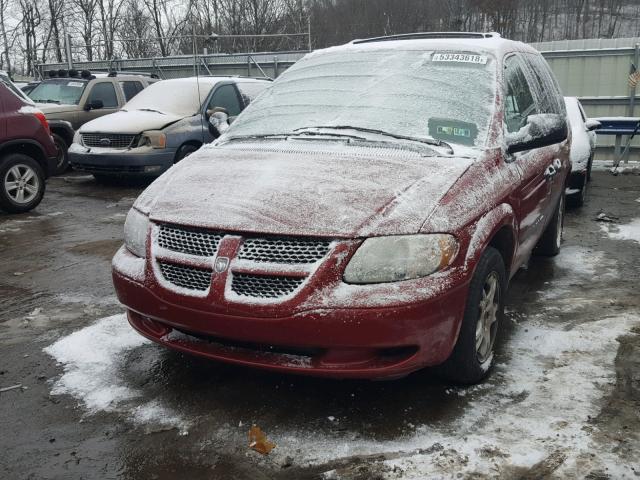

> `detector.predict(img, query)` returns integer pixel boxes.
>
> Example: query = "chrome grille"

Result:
[158,225,222,257]
[239,237,331,264]
[158,262,212,291]
[82,133,137,149]
[231,273,305,299]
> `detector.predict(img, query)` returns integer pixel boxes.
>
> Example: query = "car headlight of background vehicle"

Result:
[343,234,458,284]
[124,208,150,258]
[138,130,166,149]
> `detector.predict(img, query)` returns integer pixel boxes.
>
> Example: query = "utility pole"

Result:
[307,16,312,51]
[65,34,73,69]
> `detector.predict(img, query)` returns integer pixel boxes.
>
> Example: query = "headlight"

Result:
[138,130,166,149]
[73,130,82,145]
[343,234,458,284]
[124,208,150,258]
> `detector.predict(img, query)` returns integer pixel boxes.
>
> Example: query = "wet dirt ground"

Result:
[1,170,639,479]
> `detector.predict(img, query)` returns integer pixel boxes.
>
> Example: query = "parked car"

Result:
[564,96,599,207]
[0,82,57,213]
[113,32,570,384]
[27,71,157,174]
[68,76,271,181]
[0,71,35,104]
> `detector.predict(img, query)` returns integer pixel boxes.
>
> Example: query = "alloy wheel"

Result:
[475,271,500,363]
[4,164,40,204]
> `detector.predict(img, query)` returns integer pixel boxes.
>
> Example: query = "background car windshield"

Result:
[29,79,87,104]
[225,48,497,148]
[124,80,211,116]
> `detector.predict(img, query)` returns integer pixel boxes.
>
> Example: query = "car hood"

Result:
[78,110,185,134]
[35,103,77,115]
[134,141,474,238]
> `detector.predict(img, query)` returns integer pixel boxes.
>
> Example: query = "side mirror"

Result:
[585,119,601,132]
[208,109,229,137]
[506,113,568,154]
[84,99,104,111]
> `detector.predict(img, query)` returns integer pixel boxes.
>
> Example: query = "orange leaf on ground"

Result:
[248,425,276,455]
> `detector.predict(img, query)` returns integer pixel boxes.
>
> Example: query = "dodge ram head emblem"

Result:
[214,256,229,273]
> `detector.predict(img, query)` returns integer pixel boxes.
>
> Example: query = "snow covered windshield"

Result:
[123,80,211,116]
[223,48,497,149]
[29,79,87,105]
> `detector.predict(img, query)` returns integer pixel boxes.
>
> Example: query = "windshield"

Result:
[223,48,497,148]
[29,79,87,104]
[124,80,211,116]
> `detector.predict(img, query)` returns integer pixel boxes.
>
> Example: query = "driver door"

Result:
[505,54,555,265]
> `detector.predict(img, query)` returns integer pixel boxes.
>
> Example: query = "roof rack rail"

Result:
[352,32,500,44]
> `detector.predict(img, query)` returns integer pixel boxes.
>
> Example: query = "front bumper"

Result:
[69,143,176,176]
[112,245,471,379]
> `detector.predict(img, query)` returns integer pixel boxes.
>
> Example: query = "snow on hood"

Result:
[35,103,77,115]
[134,141,474,238]
[79,109,185,134]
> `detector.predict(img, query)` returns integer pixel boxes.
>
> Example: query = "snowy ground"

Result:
[1,171,639,479]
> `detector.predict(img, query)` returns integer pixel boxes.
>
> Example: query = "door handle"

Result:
[544,165,557,179]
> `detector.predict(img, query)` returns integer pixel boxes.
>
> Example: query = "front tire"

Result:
[438,247,506,384]
[567,173,587,208]
[175,144,199,163]
[0,154,46,213]
[52,133,69,175]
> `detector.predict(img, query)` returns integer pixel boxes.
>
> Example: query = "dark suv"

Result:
[0,82,57,213]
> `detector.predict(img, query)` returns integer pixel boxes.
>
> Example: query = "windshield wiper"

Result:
[136,108,165,114]
[293,125,454,154]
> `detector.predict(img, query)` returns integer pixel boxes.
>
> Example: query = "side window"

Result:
[236,81,269,106]
[207,84,242,116]
[88,82,118,108]
[119,81,143,101]
[504,56,537,133]
[523,54,565,115]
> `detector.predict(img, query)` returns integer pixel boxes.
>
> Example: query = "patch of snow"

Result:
[44,314,188,433]
[269,314,640,478]
[17,105,42,115]
[600,218,640,244]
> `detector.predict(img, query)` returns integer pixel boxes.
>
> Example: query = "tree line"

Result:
[1,0,639,76]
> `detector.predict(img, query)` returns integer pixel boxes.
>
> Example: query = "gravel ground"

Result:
[0,170,638,480]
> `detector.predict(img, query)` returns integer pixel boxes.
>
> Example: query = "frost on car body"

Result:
[112,33,571,383]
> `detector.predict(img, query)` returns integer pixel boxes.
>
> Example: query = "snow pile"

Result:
[44,314,188,433]
[272,313,640,478]
[600,218,640,244]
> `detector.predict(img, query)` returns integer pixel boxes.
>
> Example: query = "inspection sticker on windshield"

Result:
[67,81,84,87]
[432,53,488,64]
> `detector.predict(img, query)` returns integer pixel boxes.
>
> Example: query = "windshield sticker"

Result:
[67,81,84,87]
[428,118,478,146]
[432,53,488,65]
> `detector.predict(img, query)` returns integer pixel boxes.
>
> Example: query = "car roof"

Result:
[310,32,538,60]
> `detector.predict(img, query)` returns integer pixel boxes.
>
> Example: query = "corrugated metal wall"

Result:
[532,37,640,159]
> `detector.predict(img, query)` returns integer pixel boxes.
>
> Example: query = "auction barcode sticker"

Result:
[432,53,488,64]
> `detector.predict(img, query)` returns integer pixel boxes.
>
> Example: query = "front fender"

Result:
[464,203,517,273]
[48,119,75,145]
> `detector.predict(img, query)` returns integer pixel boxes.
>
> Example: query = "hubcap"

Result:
[475,272,500,363]
[4,164,39,204]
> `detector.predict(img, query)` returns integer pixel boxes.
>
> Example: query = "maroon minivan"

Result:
[0,81,57,213]
[113,33,570,384]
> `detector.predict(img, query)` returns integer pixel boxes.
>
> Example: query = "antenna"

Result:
[193,23,204,142]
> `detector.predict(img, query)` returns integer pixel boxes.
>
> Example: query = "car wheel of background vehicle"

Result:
[586,154,593,182]
[52,133,69,175]
[567,173,587,208]
[175,144,199,163]
[0,154,46,213]
[534,194,564,257]
[437,247,506,385]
